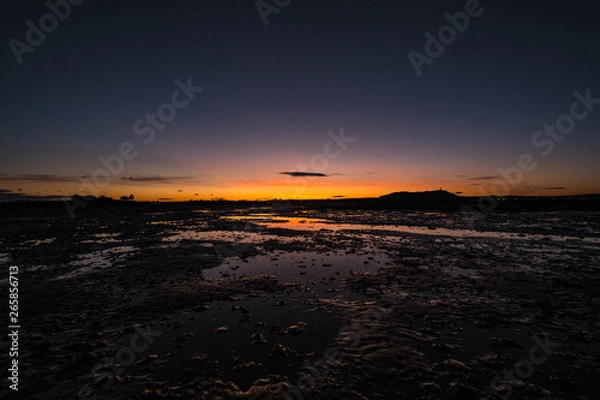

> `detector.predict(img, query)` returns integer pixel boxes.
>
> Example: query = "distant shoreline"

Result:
[2,190,600,213]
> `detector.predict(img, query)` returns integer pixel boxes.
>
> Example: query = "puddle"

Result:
[112,297,344,391]
[230,215,600,243]
[225,215,330,225]
[204,250,391,297]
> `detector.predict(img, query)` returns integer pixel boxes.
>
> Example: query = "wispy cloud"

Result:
[465,175,500,181]
[544,186,566,190]
[121,176,191,183]
[0,174,77,183]
[0,174,195,185]
[280,171,327,177]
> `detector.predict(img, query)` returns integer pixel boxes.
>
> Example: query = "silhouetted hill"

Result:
[2,191,600,215]
[379,189,462,203]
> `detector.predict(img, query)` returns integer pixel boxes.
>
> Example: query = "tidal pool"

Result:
[109,297,344,392]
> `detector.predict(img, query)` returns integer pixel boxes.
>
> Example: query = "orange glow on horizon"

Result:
[4,177,598,202]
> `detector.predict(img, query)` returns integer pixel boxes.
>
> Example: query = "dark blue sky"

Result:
[1,0,599,201]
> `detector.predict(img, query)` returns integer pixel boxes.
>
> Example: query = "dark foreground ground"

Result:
[1,201,599,399]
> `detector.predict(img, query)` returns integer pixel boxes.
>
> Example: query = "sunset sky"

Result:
[1,0,599,201]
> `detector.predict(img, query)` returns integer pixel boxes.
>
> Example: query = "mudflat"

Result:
[1,204,599,399]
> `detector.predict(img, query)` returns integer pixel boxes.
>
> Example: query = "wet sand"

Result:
[1,205,599,399]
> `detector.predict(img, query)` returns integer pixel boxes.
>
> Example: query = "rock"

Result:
[285,323,306,335]
[269,343,294,358]
[251,332,267,345]
[194,304,210,312]
[214,326,228,334]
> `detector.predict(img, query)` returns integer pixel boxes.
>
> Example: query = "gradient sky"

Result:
[1,0,599,201]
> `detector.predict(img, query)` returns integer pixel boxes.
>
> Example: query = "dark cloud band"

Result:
[280,171,327,177]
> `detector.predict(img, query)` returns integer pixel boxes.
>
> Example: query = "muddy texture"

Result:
[0,205,599,399]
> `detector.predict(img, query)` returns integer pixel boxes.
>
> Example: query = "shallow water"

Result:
[204,250,390,293]
[114,297,344,391]
[232,214,600,243]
